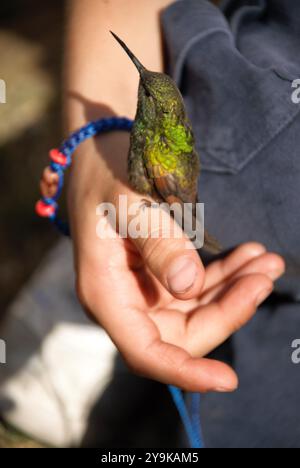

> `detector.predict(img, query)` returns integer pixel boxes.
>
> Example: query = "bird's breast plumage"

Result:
[128,106,200,203]
[143,116,198,185]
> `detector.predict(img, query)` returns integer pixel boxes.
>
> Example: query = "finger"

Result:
[42,166,59,186]
[128,337,238,392]
[202,242,267,293]
[78,247,237,392]
[185,273,274,357]
[100,302,238,392]
[200,252,285,305]
[40,179,58,198]
[40,167,59,198]
[119,192,205,300]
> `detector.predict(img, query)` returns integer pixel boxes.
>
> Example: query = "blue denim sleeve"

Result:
[162,0,300,299]
[161,0,300,448]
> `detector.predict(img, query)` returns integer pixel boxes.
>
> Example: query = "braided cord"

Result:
[168,386,204,449]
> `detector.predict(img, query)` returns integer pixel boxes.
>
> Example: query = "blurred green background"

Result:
[0,0,65,446]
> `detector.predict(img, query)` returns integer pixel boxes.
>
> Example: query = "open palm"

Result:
[75,210,284,392]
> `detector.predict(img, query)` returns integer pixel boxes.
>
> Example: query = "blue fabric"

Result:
[162,0,300,448]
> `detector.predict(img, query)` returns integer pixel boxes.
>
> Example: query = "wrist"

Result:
[67,131,130,217]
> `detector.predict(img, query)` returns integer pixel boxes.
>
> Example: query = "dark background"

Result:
[0,0,64,446]
[0,0,63,317]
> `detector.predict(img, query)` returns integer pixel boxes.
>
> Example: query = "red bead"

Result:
[35,200,56,218]
[49,148,67,166]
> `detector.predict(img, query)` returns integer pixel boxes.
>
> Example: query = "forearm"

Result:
[64,0,172,225]
[64,0,171,129]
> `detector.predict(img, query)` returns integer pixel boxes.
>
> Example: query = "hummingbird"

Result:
[111,31,221,254]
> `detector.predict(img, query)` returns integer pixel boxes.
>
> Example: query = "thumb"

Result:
[123,193,205,299]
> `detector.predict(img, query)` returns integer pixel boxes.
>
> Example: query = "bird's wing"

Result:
[153,172,197,231]
[154,173,221,254]
[153,172,182,204]
[150,162,195,203]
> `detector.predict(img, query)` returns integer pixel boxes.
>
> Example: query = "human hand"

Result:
[58,0,285,392]
[63,154,285,392]
[40,136,285,393]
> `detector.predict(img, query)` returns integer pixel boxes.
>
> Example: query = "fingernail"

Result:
[267,268,285,281]
[167,256,198,294]
[256,287,273,306]
[214,386,237,393]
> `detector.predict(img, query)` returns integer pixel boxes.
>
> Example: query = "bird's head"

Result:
[111,31,184,117]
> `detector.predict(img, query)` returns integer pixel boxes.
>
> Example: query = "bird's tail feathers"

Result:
[203,229,222,254]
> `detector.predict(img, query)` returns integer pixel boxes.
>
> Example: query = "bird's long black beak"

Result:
[110,31,146,75]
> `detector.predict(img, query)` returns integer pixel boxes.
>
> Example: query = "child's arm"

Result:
[64,0,173,258]
[58,0,283,391]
